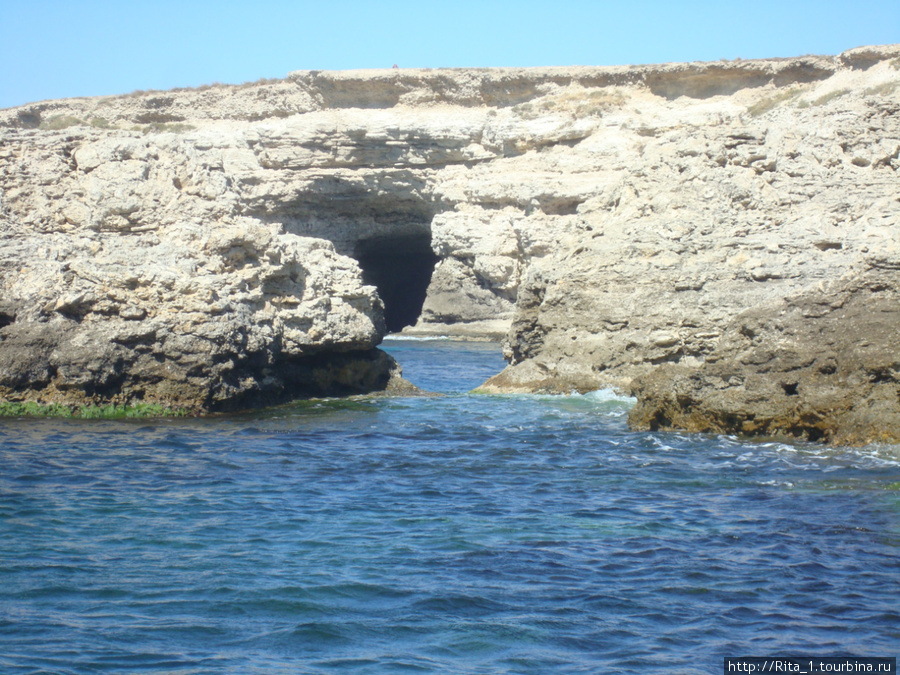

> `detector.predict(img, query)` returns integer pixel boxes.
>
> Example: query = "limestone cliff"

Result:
[1,45,899,418]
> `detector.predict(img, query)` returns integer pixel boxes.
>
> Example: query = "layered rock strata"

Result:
[1,45,899,420]
[479,48,900,394]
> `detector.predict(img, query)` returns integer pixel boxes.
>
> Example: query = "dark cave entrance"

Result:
[354,234,439,334]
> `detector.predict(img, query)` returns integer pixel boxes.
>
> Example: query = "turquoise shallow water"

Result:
[1,339,899,674]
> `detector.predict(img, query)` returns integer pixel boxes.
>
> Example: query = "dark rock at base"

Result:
[207,348,417,411]
[0,326,413,413]
[628,269,900,446]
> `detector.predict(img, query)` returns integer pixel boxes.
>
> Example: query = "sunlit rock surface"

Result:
[1,45,898,419]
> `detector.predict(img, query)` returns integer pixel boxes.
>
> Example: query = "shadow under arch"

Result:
[354,234,438,334]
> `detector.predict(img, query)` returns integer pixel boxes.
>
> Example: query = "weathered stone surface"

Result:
[628,265,900,446]
[479,46,900,397]
[1,45,899,421]
[0,209,401,410]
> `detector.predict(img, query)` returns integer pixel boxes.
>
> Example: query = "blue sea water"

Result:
[1,338,899,674]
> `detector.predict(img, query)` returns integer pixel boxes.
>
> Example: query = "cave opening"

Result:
[354,234,438,334]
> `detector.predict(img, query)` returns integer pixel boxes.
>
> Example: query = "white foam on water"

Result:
[758,479,795,488]
[523,388,636,405]
[769,438,900,468]
[580,388,637,404]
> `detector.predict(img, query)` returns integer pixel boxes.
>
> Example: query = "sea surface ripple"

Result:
[1,339,898,674]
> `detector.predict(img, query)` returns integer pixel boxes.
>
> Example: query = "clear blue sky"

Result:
[2,0,898,109]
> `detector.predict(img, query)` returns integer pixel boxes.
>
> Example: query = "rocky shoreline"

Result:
[1,45,898,440]
[628,265,900,446]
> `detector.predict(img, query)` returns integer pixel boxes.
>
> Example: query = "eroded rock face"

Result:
[479,46,900,395]
[628,265,900,446]
[1,45,899,416]
[0,212,398,410]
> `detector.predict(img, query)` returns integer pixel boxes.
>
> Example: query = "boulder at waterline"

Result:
[627,266,900,446]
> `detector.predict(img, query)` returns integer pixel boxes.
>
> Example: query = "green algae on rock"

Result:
[0,401,191,419]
